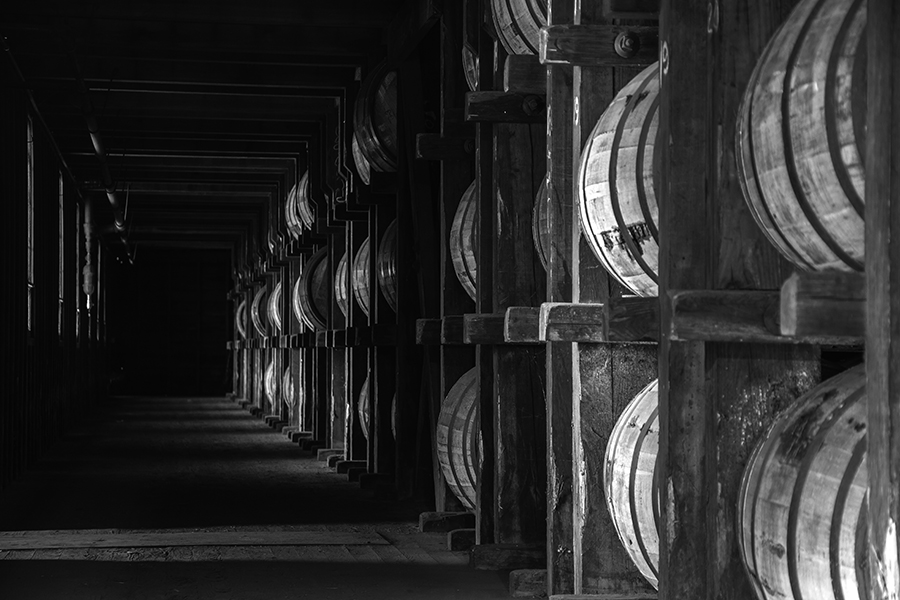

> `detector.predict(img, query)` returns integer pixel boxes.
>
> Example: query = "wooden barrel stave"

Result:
[436,368,481,511]
[359,375,370,440]
[532,177,550,271]
[267,280,283,332]
[377,219,398,313]
[736,0,866,272]
[335,252,349,319]
[250,286,269,336]
[354,64,398,173]
[604,379,660,589]
[490,0,547,56]
[352,237,371,317]
[738,364,869,600]
[449,180,478,302]
[578,62,661,297]
[295,170,316,231]
[264,359,278,407]
[236,299,247,339]
[351,131,371,185]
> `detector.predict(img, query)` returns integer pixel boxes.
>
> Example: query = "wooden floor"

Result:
[0,396,509,600]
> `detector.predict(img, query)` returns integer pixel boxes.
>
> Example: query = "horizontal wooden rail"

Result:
[540,298,658,342]
[539,25,659,67]
[465,92,546,123]
[504,307,542,344]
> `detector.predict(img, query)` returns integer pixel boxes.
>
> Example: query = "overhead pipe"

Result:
[70,55,127,234]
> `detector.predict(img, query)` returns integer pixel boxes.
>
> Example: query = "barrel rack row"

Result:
[227,1,900,599]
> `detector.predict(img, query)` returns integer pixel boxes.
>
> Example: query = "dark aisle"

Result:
[0,396,508,600]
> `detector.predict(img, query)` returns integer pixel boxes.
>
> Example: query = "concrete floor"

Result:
[0,396,509,600]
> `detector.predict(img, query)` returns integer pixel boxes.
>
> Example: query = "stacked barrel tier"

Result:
[435,368,481,511]
[578,62,661,297]
[293,248,330,331]
[450,180,478,302]
[235,299,247,339]
[352,237,371,317]
[267,280,283,333]
[357,376,398,442]
[250,286,269,336]
[490,0,547,56]
[353,62,398,175]
[532,177,551,271]
[738,364,869,600]
[335,252,349,319]
[376,219,398,313]
[736,0,866,271]
[604,379,661,589]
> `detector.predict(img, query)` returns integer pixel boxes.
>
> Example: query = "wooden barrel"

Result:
[285,183,302,240]
[490,0,547,56]
[351,131,371,185]
[377,219,398,313]
[578,62,660,297]
[357,377,399,442]
[436,368,481,511]
[354,63,398,173]
[358,375,370,440]
[267,280,283,332]
[250,286,269,336]
[264,359,278,408]
[738,364,869,600]
[450,180,478,302]
[352,237,371,317]
[295,248,330,331]
[463,46,478,93]
[532,177,551,271]
[604,378,660,589]
[281,366,295,413]
[335,252,349,319]
[295,170,316,231]
[235,299,248,339]
[736,0,866,272]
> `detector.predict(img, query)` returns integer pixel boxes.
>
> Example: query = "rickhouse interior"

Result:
[1,0,898,599]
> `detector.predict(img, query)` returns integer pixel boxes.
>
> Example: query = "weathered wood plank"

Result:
[440,315,465,345]
[465,92,546,123]
[504,306,542,344]
[540,299,658,343]
[780,272,865,339]
[865,0,900,596]
[540,25,658,67]
[463,313,507,345]
[504,55,546,94]
[416,318,442,345]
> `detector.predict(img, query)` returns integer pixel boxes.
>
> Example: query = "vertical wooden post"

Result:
[866,0,900,596]
[546,0,576,592]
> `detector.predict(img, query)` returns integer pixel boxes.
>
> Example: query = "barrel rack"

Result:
[227,1,900,599]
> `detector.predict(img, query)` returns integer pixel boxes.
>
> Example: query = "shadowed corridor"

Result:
[0,395,508,600]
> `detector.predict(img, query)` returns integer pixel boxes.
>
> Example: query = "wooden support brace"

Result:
[670,288,863,345]
[780,271,865,339]
[540,25,659,67]
[415,133,475,160]
[441,315,465,345]
[540,298,658,342]
[416,318,442,345]
[463,313,507,344]
[504,306,542,344]
[465,92,546,123]
[504,55,546,94]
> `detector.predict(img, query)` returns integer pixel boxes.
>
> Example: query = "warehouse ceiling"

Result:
[0,0,406,265]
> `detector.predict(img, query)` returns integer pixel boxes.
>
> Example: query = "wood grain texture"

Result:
[465,92,546,123]
[441,316,465,345]
[540,25,658,67]
[463,313,507,345]
[864,0,900,597]
[780,271,865,339]
[540,299,657,343]
[504,55,547,94]
[504,306,542,343]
